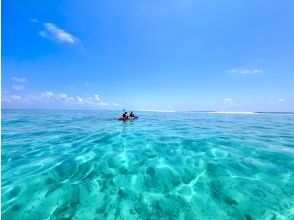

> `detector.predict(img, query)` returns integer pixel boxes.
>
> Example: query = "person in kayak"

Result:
[130,111,135,118]
[122,112,129,119]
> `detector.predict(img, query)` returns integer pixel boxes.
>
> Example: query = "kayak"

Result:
[118,116,138,121]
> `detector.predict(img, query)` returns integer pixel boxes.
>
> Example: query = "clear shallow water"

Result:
[2,110,294,220]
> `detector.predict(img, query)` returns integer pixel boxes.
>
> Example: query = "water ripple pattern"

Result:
[2,110,294,219]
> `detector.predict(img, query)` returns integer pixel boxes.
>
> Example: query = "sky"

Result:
[2,0,294,111]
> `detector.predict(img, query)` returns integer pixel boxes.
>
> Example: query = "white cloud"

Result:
[58,93,68,99]
[76,96,84,104]
[12,77,27,82]
[12,85,25,91]
[228,68,264,75]
[2,97,11,103]
[2,94,30,103]
[94,94,109,106]
[67,97,75,101]
[11,95,22,100]
[84,99,95,105]
[54,93,76,102]
[94,94,100,101]
[39,23,77,44]
[224,98,233,103]
[267,98,286,104]
[99,101,108,106]
[30,18,39,23]
[2,91,116,108]
[41,91,54,98]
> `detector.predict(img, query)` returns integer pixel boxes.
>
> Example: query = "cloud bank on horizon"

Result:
[2,0,294,111]
[2,88,120,109]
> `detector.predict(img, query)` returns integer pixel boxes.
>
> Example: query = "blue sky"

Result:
[2,0,294,111]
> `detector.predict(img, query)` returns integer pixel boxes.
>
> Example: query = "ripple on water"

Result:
[13,163,44,177]
[55,159,78,181]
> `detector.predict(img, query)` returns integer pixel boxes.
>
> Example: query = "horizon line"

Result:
[2,108,294,114]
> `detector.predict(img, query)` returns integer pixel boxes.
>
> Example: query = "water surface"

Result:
[2,110,294,219]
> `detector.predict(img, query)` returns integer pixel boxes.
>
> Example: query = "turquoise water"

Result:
[2,110,294,220]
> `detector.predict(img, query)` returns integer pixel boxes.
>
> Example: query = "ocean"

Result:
[1,109,294,219]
